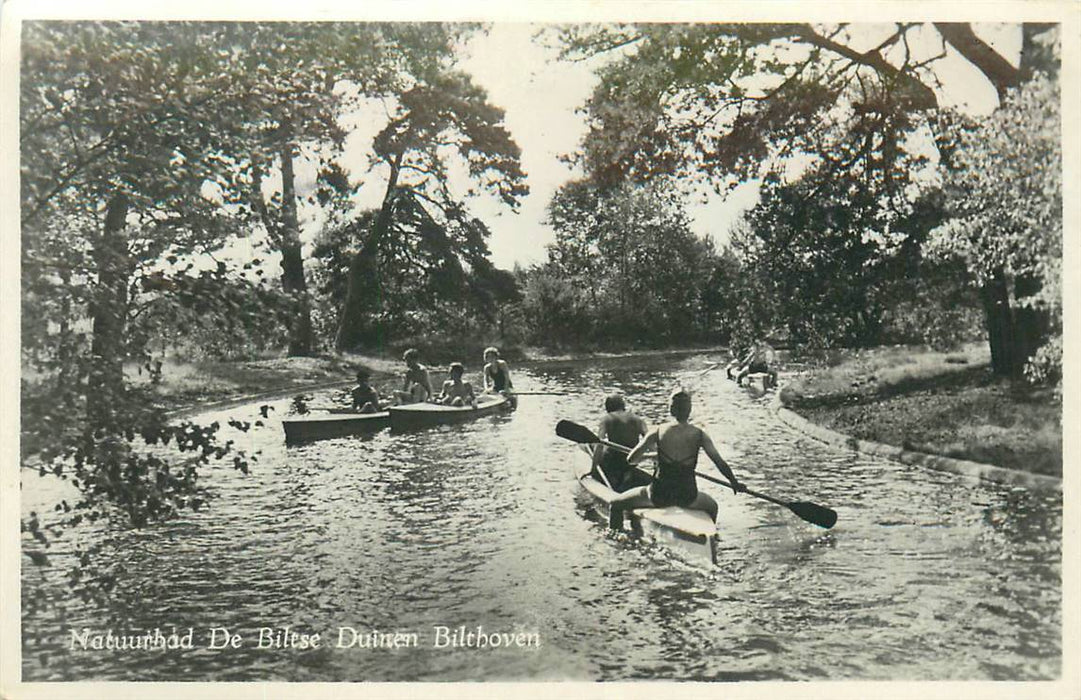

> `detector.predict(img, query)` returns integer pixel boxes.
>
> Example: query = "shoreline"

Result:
[152,345,730,418]
[131,342,1058,482]
[774,344,1061,481]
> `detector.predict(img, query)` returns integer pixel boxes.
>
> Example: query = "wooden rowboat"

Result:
[572,446,719,565]
[388,393,512,432]
[282,409,389,445]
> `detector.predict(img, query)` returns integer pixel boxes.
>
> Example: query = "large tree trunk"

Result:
[88,192,131,428]
[1013,273,1050,371]
[980,268,1050,377]
[278,138,314,357]
[981,268,1016,376]
[335,153,402,352]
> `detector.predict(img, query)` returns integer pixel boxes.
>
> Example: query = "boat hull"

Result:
[573,447,718,565]
[282,411,389,445]
[388,394,512,431]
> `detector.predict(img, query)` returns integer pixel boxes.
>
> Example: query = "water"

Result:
[20,353,1062,681]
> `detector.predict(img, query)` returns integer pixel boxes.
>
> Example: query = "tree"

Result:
[221,23,470,356]
[928,71,1062,378]
[733,166,946,349]
[312,208,522,345]
[544,180,718,345]
[21,22,256,415]
[334,67,528,351]
[556,23,1060,370]
[20,22,263,568]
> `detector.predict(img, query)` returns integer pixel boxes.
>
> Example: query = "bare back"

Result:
[602,410,646,449]
[656,422,703,465]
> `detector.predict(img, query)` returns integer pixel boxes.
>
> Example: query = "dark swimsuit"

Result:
[648,427,702,508]
[597,416,646,490]
[488,364,509,392]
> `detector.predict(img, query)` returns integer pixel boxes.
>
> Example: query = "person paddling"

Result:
[482,347,514,394]
[393,348,433,405]
[733,339,777,388]
[608,390,746,529]
[591,394,650,492]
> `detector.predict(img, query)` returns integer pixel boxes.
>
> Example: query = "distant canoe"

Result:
[573,446,718,565]
[388,393,512,432]
[282,410,389,445]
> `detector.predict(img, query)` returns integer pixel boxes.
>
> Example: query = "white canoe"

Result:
[388,393,512,431]
[573,446,718,565]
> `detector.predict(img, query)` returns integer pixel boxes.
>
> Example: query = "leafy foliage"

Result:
[312,208,520,346]
[535,180,720,347]
[334,65,528,350]
[928,71,1062,380]
[928,72,1061,309]
[554,22,1059,373]
[19,23,287,577]
[555,23,951,188]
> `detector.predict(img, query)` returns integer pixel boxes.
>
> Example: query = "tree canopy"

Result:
[553,22,1061,375]
[334,66,528,351]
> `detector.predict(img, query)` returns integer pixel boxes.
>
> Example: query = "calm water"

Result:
[21,353,1062,681]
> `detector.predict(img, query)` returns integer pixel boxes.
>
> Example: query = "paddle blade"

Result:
[788,501,838,529]
[555,420,600,445]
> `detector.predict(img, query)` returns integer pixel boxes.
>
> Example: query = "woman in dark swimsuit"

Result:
[483,347,513,393]
[608,390,745,529]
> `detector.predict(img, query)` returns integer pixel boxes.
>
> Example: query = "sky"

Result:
[321,22,1019,271]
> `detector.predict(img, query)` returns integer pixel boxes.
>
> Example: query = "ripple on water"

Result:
[20,355,1062,681]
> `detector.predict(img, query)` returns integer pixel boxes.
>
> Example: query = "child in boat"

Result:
[591,394,651,492]
[482,346,514,394]
[608,390,746,529]
[393,348,433,405]
[437,362,477,407]
[351,370,385,413]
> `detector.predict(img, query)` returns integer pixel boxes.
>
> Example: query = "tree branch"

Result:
[933,23,1021,101]
[791,25,939,109]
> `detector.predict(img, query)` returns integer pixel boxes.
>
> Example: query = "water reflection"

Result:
[21,352,1061,681]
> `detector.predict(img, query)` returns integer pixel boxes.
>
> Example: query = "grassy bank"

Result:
[780,343,1062,478]
[129,354,397,413]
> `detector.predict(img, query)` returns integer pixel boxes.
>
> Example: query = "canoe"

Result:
[572,446,718,565]
[282,410,389,445]
[741,372,775,392]
[388,393,512,432]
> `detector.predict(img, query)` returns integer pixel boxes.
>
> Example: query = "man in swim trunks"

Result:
[590,394,651,492]
[482,347,513,394]
[437,362,477,407]
[608,390,745,529]
[393,348,433,404]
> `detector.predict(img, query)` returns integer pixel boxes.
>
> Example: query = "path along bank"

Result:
[775,343,1061,487]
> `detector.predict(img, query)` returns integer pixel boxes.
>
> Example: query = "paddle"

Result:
[556,420,618,489]
[555,420,837,529]
[512,391,571,396]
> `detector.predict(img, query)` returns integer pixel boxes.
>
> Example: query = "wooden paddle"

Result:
[512,391,570,396]
[555,420,837,529]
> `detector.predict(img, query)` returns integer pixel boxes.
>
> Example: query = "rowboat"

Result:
[282,409,389,445]
[388,393,513,432]
[572,446,719,565]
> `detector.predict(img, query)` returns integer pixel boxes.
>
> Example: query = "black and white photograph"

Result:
[1,1,1076,697]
